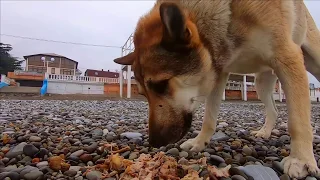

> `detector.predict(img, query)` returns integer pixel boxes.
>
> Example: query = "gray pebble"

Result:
[190,164,200,171]
[166,148,180,156]
[0,172,20,180]
[36,161,48,168]
[29,136,41,142]
[139,147,149,154]
[231,175,247,180]
[5,142,27,159]
[279,174,290,180]
[70,150,84,157]
[121,151,130,158]
[179,151,189,158]
[64,169,78,177]
[242,145,252,156]
[305,177,317,180]
[86,170,102,180]
[203,152,210,157]
[279,135,290,143]
[23,170,43,180]
[238,165,280,180]
[120,132,142,140]
[210,155,225,165]
[129,152,139,160]
[23,144,39,157]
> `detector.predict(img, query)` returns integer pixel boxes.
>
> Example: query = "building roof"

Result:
[23,53,78,68]
[85,69,119,78]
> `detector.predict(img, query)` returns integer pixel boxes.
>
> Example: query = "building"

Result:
[84,69,119,78]
[24,53,81,75]
[7,53,82,87]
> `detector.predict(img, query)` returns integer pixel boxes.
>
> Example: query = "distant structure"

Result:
[24,53,81,75]
[85,69,119,78]
[7,53,82,87]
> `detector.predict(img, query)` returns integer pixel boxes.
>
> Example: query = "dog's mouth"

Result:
[148,111,193,148]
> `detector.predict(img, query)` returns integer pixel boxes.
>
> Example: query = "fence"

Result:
[14,70,43,76]
[46,73,117,83]
[45,73,137,84]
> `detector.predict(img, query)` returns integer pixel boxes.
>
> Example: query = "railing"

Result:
[225,86,241,90]
[14,70,43,76]
[45,73,136,84]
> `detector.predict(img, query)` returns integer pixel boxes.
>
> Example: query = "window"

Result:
[28,66,46,73]
[61,69,73,75]
[95,72,98,76]
[51,68,55,74]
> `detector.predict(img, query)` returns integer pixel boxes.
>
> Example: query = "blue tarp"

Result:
[0,82,8,89]
[40,79,48,96]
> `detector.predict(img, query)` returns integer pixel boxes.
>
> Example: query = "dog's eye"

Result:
[147,79,169,95]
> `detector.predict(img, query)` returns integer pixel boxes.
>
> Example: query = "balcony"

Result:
[7,70,45,81]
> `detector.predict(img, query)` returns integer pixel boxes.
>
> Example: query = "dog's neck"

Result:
[178,0,234,71]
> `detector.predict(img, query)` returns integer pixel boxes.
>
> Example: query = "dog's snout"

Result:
[148,110,193,148]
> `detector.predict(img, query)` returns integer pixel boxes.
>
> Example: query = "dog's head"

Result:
[114,2,218,147]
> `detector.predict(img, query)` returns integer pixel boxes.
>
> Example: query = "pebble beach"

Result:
[0,99,319,180]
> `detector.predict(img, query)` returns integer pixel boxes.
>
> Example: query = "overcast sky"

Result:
[1,0,319,87]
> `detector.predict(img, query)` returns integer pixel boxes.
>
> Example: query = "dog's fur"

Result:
[113,0,320,178]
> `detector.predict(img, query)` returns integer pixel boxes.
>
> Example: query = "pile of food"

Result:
[82,143,231,180]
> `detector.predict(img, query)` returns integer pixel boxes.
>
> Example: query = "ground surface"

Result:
[0,99,319,180]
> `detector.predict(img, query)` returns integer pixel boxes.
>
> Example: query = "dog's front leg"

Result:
[180,73,229,152]
[273,43,319,178]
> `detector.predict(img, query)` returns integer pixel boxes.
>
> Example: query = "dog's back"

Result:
[153,0,320,78]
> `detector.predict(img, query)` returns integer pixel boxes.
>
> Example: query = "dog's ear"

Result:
[159,2,191,47]
[113,52,135,65]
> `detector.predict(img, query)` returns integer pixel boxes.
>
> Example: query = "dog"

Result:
[113,0,320,178]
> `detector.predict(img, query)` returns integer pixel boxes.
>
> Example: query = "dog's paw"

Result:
[180,137,207,152]
[250,128,271,139]
[281,156,319,178]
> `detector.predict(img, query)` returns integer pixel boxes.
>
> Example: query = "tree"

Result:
[0,43,24,75]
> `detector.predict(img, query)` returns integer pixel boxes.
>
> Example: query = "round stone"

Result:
[305,177,317,180]
[166,148,179,156]
[242,145,252,156]
[231,175,247,180]
[179,151,189,158]
[23,144,39,157]
[210,155,225,165]
[129,152,139,160]
[229,167,249,179]
[29,136,41,142]
[279,174,290,180]
[86,170,102,180]
[279,135,290,143]
[63,170,77,177]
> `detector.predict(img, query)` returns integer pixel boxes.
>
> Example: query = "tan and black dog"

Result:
[114,0,320,178]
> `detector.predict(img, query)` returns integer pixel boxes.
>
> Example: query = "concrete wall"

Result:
[309,90,320,101]
[47,81,104,95]
[0,86,40,93]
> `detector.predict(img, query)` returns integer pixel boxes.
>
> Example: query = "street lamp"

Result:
[41,56,55,73]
